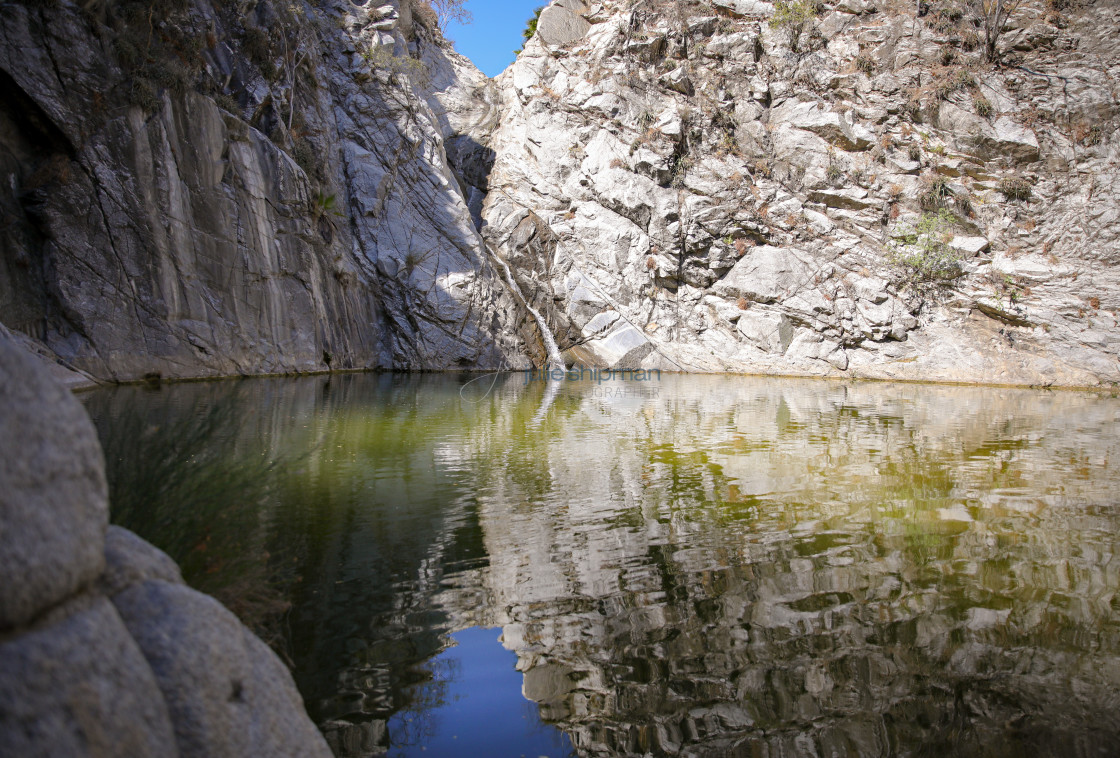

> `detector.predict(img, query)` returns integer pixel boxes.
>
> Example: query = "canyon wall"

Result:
[485,0,1120,385]
[0,0,534,382]
[1,0,1118,385]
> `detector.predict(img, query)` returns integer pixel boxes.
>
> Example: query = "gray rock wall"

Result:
[0,333,333,756]
[484,0,1120,386]
[0,0,532,382]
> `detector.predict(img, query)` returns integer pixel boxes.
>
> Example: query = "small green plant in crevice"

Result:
[826,162,844,184]
[769,0,819,53]
[668,150,694,188]
[974,95,994,118]
[888,209,964,285]
[984,270,1027,304]
[855,54,875,76]
[361,44,428,83]
[998,176,1032,201]
[312,191,342,219]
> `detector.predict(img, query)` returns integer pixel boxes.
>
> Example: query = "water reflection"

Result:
[84,374,1120,757]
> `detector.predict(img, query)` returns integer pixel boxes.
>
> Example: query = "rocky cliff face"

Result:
[0,0,534,382]
[484,0,1120,385]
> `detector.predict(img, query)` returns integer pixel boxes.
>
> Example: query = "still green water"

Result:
[84,373,1120,757]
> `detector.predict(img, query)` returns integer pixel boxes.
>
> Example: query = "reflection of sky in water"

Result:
[387,627,574,758]
[85,374,1120,757]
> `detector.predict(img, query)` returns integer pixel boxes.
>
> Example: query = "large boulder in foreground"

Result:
[0,335,106,629]
[0,334,331,757]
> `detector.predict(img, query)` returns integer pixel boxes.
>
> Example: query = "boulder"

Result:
[713,0,775,18]
[113,581,331,758]
[936,103,1041,163]
[772,100,875,151]
[738,310,794,353]
[0,332,332,756]
[536,1,592,47]
[100,526,185,598]
[0,337,107,630]
[584,323,654,368]
[0,597,179,757]
[713,246,815,304]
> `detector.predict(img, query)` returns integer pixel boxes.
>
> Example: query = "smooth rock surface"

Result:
[113,580,330,758]
[0,0,532,381]
[536,1,593,47]
[0,337,106,629]
[0,597,179,758]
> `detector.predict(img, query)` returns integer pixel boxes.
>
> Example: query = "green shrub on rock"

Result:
[769,0,819,52]
[888,209,965,285]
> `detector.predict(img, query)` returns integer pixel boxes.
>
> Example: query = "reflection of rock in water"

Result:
[455,378,1120,757]
[87,374,1120,757]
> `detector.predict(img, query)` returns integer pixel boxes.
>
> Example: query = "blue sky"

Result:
[444,0,546,78]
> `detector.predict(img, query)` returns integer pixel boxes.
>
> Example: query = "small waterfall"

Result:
[489,248,566,371]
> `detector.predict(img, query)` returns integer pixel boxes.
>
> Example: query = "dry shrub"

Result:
[933,67,976,101]
[1072,122,1103,146]
[918,171,953,210]
[411,2,440,33]
[998,176,1032,201]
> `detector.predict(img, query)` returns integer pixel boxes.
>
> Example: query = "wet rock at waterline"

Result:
[0,334,332,757]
